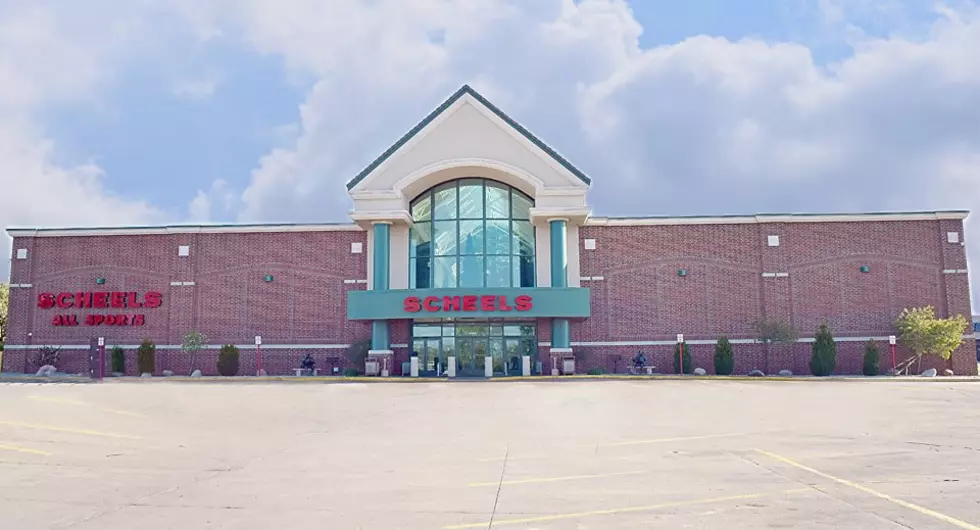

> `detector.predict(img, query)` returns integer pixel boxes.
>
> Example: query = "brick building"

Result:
[3,86,975,376]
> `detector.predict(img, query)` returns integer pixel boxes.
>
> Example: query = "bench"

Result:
[292,368,319,376]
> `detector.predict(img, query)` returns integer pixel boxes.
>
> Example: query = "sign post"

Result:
[889,335,896,372]
[97,337,105,381]
[676,334,684,375]
[254,336,263,376]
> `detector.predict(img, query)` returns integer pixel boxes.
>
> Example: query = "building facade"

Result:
[3,86,976,376]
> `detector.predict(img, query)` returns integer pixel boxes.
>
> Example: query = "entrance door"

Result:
[457,338,487,376]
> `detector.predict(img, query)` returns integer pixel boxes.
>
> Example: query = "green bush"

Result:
[862,340,880,376]
[809,324,837,376]
[346,339,371,374]
[136,339,156,374]
[216,344,240,376]
[587,367,605,375]
[110,346,125,373]
[673,342,693,374]
[714,337,734,375]
[343,367,359,377]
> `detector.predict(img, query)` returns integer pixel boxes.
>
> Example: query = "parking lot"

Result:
[2,378,980,529]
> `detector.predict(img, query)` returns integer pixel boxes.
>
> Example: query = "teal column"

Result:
[372,222,391,350]
[549,219,570,349]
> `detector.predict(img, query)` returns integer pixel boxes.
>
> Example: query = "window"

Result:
[410,179,535,288]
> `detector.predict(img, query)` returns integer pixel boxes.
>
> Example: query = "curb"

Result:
[0,375,94,384]
[91,374,980,383]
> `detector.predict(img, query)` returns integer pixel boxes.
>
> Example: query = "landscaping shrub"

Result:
[137,339,156,374]
[343,367,359,377]
[714,337,734,375]
[862,340,880,376]
[34,346,60,369]
[216,344,240,376]
[110,346,125,374]
[809,324,837,376]
[587,367,605,375]
[673,342,693,374]
[346,339,371,374]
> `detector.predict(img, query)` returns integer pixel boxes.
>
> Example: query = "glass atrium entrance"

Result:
[411,321,537,376]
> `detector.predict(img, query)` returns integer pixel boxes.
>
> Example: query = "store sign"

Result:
[403,294,533,313]
[347,287,590,320]
[37,291,163,327]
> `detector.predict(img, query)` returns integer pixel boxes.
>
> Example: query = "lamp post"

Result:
[889,335,896,372]
[98,337,105,381]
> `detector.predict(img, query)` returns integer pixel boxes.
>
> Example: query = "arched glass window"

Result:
[410,179,535,289]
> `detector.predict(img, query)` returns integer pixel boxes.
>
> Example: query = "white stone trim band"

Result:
[8,283,33,288]
[539,334,975,347]
[942,269,969,274]
[587,211,967,227]
[169,281,196,286]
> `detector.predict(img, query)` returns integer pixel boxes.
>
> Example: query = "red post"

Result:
[678,343,684,375]
[256,344,263,375]
[98,344,105,381]
[890,344,896,370]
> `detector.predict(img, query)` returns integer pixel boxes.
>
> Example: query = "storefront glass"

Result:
[411,321,536,376]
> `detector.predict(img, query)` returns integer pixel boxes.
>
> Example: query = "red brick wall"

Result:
[574,218,976,375]
[4,229,372,374]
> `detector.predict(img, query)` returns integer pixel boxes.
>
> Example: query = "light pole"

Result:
[676,334,684,375]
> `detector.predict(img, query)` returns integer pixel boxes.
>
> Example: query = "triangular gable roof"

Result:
[345,84,591,190]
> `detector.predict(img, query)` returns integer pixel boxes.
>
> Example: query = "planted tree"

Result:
[217,344,240,376]
[714,337,734,375]
[0,281,8,353]
[673,341,693,374]
[34,346,60,369]
[181,331,209,375]
[752,318,799,374]
[110,346,126,374]
[895,306,968,374]
[862,340,879,376]
[137,339,156,375]
[346,339,371,374]
[809,324,837,376]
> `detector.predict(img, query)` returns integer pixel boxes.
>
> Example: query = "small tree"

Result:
[752,317,799,373]
[673,342,693,374]
[110,346,126,374]
[895,306,968,373]
[714,337,734,375]
[137,339,156,375]
[862,340,879,376]
[346,339,371,374]
[181,331,209,375]
[216,344,240,376]
[0,281,8,352]
[34,346,60,369]
[809,324,837,376]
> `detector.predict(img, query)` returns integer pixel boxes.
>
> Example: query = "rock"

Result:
[140,372,152,378]
[748,369,766,377]
[943,369,954,377]
[693,367,707,376]
[886,368,899,376]
[256,369,268,377]
[35,365,56,377]
[778,370,793,377]
[162,370,174,377]
[921,368,938,377]
[190,369,202,377]
[111,372,124,377]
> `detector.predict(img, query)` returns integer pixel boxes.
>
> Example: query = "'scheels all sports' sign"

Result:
[37,291,162,327]
[403,294,532,313]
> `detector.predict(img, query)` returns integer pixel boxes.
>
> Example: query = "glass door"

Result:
[457,338,487,376]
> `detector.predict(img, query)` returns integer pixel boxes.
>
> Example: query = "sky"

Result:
[1,0,978,308]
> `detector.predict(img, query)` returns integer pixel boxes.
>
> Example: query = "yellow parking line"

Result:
[0,444,52,456]
[469,470,648,488]
[755,449,980,530]
[28,396,146,418]
[0,421,141,440]
[606,432,746,447]
[444,488,810,528]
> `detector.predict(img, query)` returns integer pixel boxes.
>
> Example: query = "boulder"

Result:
[111,372,124,377]
[748,369,766,377]
[162,370,174,377]
[943,369,954,377]
[921,368,938,377]
[256,369,268,377]
[778,370,793,377]
[140,372,152,378]
[190,369,202,377]
[693,367,707,376]
[35,365,57,377]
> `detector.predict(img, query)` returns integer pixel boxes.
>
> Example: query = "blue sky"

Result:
[1,0,978,305]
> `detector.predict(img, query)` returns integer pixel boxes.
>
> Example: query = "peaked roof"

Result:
[346,85,591,190]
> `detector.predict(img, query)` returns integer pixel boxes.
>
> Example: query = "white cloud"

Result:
[187,179,235,222]
[0,2,165,258]
[171,77,219,100]
[193,0,979,308]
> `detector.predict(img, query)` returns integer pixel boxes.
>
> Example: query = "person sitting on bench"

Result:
[300,354,316,375]
[632,351,647,370]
